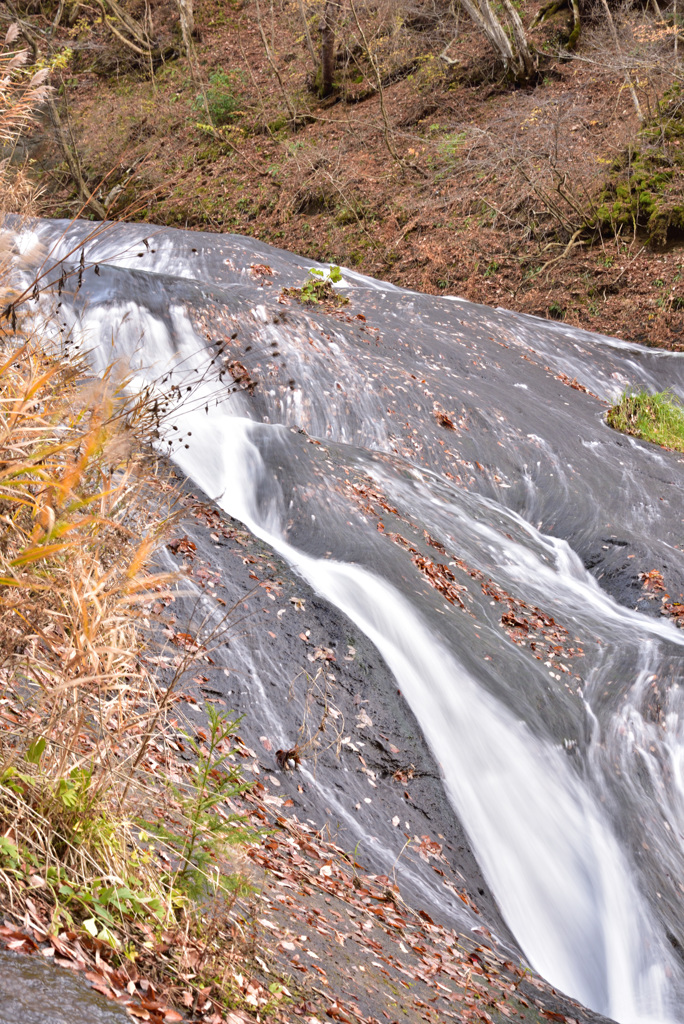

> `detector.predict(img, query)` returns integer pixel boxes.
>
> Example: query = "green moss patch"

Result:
[606,388,684,451]
[594,89,684,245]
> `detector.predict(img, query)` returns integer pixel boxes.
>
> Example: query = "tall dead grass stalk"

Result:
[0,331,181,937]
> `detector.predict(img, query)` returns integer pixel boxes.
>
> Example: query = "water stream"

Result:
[18,218,684,1023]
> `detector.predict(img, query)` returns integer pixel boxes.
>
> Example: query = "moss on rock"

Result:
[594,87,684,245]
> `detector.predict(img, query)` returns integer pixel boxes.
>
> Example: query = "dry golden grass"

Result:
[0,32,177,913]
[0,24,48,217]
[0,25,49,143]
[0,261,270,1023]
[0,332,178,931]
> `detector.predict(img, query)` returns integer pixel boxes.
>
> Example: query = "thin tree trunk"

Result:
[459,0,516,71]
[567,0,581,51]
[530,0,566,31]
[320,0,338,97]
[500,0,536,79]
[51,0,65,33]
[176,0,194,54]
[348,0,403,168]
[675,0,679,62]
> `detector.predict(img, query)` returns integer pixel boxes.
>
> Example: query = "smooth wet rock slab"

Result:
[0,951,130,1024]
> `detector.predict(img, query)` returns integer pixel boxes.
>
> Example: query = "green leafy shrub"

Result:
[301,265,343,301]
[196,70,243,126]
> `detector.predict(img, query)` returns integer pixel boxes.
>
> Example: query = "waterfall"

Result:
[23,218,684,1022]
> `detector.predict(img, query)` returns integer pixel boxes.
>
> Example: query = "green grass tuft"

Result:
[606,388,684,452]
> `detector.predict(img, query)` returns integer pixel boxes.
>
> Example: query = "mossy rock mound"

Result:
[594,88,684,245]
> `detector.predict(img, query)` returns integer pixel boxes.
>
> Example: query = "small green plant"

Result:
[144,706,254,900]
[548,300,565,320]
[284,265,349,307]
[606,389,684,452]
[301,265,342,301]
[437,131,467,158]
[195,71,242,127]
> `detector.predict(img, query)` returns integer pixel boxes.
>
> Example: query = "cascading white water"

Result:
[166,404,678,1024]
[26,218,684,1023]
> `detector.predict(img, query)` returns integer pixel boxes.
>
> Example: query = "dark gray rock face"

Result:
[0,951,130,1024]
